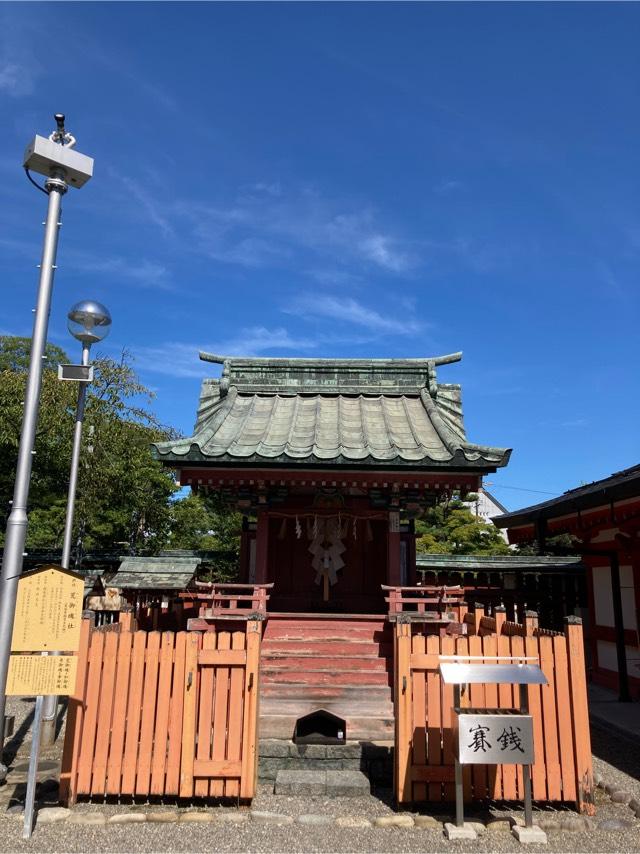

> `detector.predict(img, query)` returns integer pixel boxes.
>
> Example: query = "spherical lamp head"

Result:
[67,300,112,345]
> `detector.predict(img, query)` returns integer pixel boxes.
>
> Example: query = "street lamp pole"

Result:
[40,301,111,747]
[0,116,93,777]
[61,343,90,571]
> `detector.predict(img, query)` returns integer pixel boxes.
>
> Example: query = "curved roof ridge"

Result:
[199,352,463,367]
[153,387,238,458]
[419,389,459,456]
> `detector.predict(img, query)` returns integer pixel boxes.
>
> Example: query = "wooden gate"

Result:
[394,609,594,814]
[60,617,262,803]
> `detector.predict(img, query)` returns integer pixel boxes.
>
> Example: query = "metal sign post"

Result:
[22,695,44,839]
[439,657,548,843]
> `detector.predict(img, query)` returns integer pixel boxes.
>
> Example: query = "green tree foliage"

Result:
[415,494,510,555]
[166,493,222,551]
[514,533,578,556]
[0,336,177,554]
[0,339,77,518]
[166,492,242,581]
[73,353,178,552]
[0,337,68,372]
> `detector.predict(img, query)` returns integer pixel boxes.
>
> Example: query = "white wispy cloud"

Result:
[434,179,465,195]
[117,174,175,238]
[0,61,35,97]
[109,172,509,281]
[134,326,318,378]
[306,268,362,287]
[65,251,172,289]
[0,236,172,290]
[284,294,423,335]
[73,31,178,113]
[596,261,626,300]
[172,184,417,274]
[357,234,410,272]
[560,418,588,429]
[0,13,41,98]
[445,236,514,274]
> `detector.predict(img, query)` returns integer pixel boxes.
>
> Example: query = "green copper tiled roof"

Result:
[152,353,511,470]
[105,556,200,590]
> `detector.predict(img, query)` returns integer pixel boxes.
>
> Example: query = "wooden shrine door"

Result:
[267,515,387,613]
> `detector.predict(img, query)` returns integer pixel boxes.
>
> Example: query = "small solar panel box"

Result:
[58,364,93,383]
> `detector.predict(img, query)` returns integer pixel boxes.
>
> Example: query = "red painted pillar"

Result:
[407,519,417,585]
[255,508,269,584]
[387,510,402,586]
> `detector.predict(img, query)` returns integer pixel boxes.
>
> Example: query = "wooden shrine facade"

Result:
[153,352,511,615]
[181,467,490,613]
[494,464,640,700]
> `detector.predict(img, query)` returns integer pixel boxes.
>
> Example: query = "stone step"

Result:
[260,653,390,671]
[260,667,392,686]
[260,682,392,700]
[260,696,394,717]
[262,639,392,656]
[263,623,389,641]
[262,634,390,646]
[274,769,371,797]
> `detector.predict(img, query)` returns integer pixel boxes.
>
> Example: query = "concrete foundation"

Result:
[512,825,548,844]
[259,739,392,784]
[443,822,478,840]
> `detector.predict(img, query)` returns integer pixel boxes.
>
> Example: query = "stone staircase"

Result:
[259,614,394,742]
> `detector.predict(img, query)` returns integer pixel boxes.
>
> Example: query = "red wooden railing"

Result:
[181,582,273,618]
[383,584,466,622]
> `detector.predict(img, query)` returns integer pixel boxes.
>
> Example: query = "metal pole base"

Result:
[40,714,57,748]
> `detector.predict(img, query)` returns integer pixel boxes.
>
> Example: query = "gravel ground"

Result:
[0,795,638,854]
[0,698,637,853]
[591,721,640,802]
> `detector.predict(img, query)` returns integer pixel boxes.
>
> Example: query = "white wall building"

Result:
[465,488,510,544]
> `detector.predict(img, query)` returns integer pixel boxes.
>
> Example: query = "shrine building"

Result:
[153,351,511,615]
[63,355,597,804]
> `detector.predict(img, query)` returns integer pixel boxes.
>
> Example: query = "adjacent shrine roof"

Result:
[152,353,511,471]
[105,556,200,590]
[492,463,640,529]
[415,554,584,572]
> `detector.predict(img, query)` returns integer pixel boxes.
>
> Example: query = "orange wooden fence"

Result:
[60,616,262,804]
[394,612,594,814]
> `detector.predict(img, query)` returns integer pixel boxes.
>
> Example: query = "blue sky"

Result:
[1,2,639,510]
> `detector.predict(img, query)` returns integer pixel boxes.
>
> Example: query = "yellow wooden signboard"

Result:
[11,565,84,653]
[6,655,78,696]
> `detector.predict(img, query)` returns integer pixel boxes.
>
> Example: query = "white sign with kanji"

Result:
[455,713,534,765]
